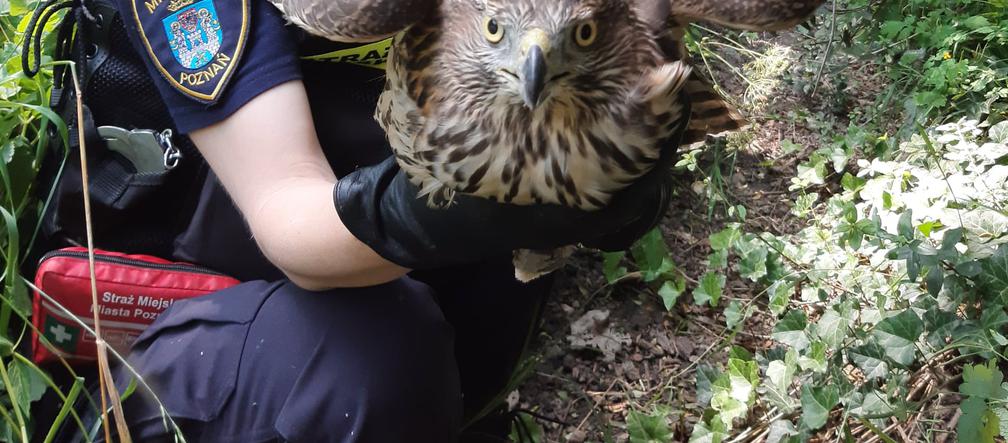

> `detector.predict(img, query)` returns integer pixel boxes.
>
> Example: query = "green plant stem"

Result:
[857,418,899,443]
[811,0,839,98]
[12,353,92,442]
[0,402,20,439]
[43,377,84,443]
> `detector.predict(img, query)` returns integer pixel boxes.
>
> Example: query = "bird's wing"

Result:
[656,20,748,145]
[267,0,435,42]
[667,0,824,31]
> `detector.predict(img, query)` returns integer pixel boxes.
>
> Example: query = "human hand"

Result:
[333,142,679,270]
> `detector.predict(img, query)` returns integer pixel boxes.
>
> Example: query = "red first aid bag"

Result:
[32,247,241,364]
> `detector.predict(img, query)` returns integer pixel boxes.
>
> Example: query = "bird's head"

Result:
[439,0,658,112]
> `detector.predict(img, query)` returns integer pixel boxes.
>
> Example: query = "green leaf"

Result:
[728,346,753,362]
[689,418,726,443]
[508,411,544,443]
[737,242,769,282]
[658,277,686,311]
[710,391,747,428]
[767,281,791,316]
[879,20,906,38]
[727,358,759,404]
[602,252,628,284]
[766,420,798,443]
[772,310,811,350]
[724,301,744,329]
[816,304,852,348]
[631,229,675,282]
[918,221,939,237]
[708,250,728,270]
[957,260,983,278]
[710,227,740,251]
[763,350,798,412]
[963,210,1008,244]
[995,406,1008,440]
[942,228,964,252]
[709,366,746,428]
[958,396,998,443]
[960,361,1008,400]
[980,245,1008,303]
[792,194,816,218]
[926,265,945,296]
[841,173,866,192]
[898,210,915,240]
[990,121,1008,144]
[733,205,747,222]
[627,410,672,443]
[850,342,890,380]
[848,389,897,418]
[800,385,840,430]
[990,329,1008,347]
[798,341,828,373]
[6,278,30,319]
[963,15,992,30]
[872,310,924,366]
[694,272,725,307]
[8,358,46,418]
[780,139,802,155]
[0,336,12,357]
[695,365,720,406]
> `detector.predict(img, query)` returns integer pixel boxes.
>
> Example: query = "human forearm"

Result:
[247,175,409,290]
[189,81,408,290]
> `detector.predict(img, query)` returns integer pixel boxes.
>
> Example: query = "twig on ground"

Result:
[574,378,619,433]
[810,0,839,99]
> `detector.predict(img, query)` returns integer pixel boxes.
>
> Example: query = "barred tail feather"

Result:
[682,73,749,145]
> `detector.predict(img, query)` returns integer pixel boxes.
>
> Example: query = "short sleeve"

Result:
[113,0,302,133]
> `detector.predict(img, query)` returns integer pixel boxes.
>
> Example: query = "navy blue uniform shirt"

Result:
[113,0,304,133]
[108,0,394,278]
[114,0,393,170]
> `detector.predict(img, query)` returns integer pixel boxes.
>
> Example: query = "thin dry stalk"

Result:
[70,63,132,443]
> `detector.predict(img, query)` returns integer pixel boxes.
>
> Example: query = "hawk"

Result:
[269,0,823,279]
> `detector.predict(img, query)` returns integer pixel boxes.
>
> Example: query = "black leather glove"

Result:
[334,116,686,270]
[334,155,676,269]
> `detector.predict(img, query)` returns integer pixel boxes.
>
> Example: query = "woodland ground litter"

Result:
[515,21,961,442]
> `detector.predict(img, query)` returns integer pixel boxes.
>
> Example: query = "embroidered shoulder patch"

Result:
[132,0,248,103]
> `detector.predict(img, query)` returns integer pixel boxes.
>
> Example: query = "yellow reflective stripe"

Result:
[301,38,393,70]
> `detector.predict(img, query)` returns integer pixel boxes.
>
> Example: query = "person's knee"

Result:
[249,278,463,442]
[93,279,462,442]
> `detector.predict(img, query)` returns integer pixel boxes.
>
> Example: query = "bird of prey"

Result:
[269,0,823,279]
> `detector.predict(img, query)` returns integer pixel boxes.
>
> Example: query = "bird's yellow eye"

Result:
[574,20,597,47]
[483,17,504,43]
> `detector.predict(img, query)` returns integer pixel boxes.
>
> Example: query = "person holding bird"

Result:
[29,0,821,441]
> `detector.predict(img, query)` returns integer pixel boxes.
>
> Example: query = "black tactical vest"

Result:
[29,0,391,280]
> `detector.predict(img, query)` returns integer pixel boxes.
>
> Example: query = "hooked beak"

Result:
[520,29,550,108]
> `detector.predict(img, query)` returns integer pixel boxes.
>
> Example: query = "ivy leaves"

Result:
[606,89,1008,443]
[872,311,924,367]
[680,115,1008,441]
[958,361,1008,443]
[800,385,840,430]
[979,245,1008,304]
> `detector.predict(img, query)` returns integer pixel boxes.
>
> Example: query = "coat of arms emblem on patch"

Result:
[163,0,222,69]
[132,0,248,103]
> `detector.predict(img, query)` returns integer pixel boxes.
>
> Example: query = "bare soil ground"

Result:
[516,23,902,442]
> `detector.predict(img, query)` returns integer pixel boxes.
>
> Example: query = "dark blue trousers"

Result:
[77,258,549,443]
